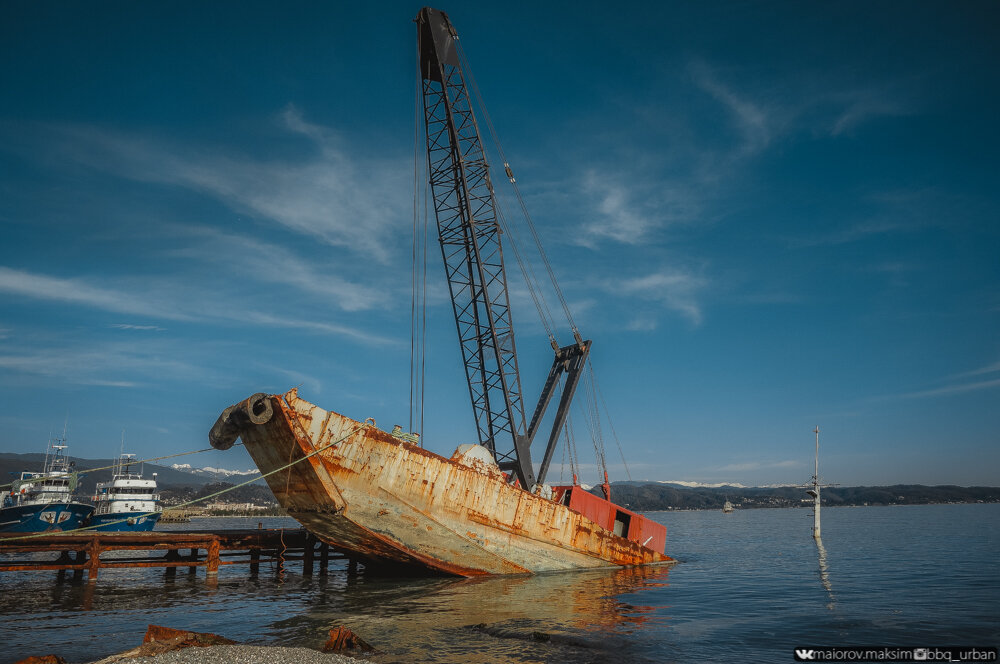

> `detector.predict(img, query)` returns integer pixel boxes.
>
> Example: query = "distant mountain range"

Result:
[3,451,996,510]
[624,480,821,489]
[0,452,265,495]
[602,481,1000,510]
[167,463,260,479]
[626,480,751,489]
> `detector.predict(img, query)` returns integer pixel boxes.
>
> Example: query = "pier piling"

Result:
[0,529,336,584]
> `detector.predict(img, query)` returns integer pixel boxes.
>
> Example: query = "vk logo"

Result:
[795,650,816,661]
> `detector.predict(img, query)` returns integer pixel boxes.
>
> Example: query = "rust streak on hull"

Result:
[230,389,673,577]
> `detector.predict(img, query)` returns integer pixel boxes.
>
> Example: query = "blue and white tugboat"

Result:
[89,453,162,531]
[0,435,94,533]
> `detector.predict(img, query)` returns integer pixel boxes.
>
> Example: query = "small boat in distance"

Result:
[0,434,94,533]
[722,499,735,513]
[89,453,162,531]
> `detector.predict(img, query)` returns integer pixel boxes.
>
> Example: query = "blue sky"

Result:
[1,1,997,487]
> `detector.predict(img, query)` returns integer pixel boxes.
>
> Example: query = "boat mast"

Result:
[808,425,821,538]
[415,7,589,490]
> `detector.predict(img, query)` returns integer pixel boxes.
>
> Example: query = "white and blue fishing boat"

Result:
[89,453,162,531]
[0,435,94,533]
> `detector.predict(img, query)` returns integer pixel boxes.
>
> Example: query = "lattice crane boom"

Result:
[416,7,589,490]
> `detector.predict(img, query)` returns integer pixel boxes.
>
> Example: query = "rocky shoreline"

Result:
[16,625,372,664]
[91,646,363,664]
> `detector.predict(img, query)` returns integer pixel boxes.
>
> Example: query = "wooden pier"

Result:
[0,528,344,583]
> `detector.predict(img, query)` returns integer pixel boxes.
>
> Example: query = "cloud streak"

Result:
[577,171,701,247]
[950,361,1000,380]
[614,269,708,326]
[169,227,384,313]
[0,345,192,388]
[893,378,1000,400]
[0,265,398,345]
[873,361,1000,402]
[689,60,773,157]
[0,266,191,320]
[36,107,408,262]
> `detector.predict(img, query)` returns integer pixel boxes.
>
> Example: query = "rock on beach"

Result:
[91,645,363,664]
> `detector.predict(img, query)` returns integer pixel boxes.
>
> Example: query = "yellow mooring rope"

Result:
[0,424,365,543]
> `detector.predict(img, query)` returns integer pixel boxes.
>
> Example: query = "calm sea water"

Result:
[1,504,997,663]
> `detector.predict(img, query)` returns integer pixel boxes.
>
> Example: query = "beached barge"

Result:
[207,8,674,577]
[209,391,671,576]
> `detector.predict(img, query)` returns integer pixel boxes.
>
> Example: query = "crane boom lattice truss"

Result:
[417,7,529,484]
[416,7,590,491]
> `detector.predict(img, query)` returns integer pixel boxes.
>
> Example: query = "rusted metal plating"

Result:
[211,390,673,576]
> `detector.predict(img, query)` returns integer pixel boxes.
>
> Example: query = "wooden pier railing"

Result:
[0,529,344,582]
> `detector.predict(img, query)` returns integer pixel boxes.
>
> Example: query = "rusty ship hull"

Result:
[212,390,672,576]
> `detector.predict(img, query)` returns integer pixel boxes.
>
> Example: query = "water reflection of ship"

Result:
[273,564,673,662]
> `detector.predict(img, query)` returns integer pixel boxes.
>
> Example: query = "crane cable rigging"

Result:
[410,46,430,437]
[410,17,627,491]
[456,39,581,346]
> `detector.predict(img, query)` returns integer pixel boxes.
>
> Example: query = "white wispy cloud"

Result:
[615,269,708,326]
[624,315,658,332]
[575,171,703,247]
[689,60,774,157]
[792,219,912,248]
[579,172,656,245]
[873,376,1000,402]
[0,345,194,387]
[111,324,165,331]
[259,364,323,395]
[241,312,400,347]
[168,227,384,312]
[950,360,1000,380]
[900,378,1000,400]
[829,88,910,136]
[42,107,408,262]
[0,266,191,320]
[0,265,396,345]
[789,189,962,248]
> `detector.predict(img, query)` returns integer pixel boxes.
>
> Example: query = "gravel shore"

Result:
[90,645,365,664]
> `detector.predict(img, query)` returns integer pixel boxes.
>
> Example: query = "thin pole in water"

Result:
[812,426,821,538]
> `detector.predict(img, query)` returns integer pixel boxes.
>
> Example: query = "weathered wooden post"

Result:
[55,550,72,583]
[85,539,101,583]
[250,547,261,576]
[319,541,330,576]
[303,534,315,577]
[73,549,86,581]
[206,538,220,578]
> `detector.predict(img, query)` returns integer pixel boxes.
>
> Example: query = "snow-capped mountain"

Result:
[656,480,749,489]
[650,480,807,489]
[169,463,260,478]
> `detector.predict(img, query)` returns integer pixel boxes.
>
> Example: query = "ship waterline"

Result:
[210,390,673,576]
